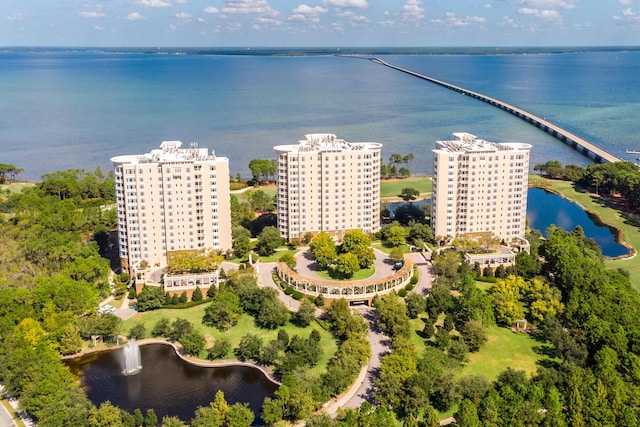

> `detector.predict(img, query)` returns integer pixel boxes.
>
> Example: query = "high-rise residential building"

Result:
[111,141,232,274]
[274,133,382,241]
[431,132,531,242]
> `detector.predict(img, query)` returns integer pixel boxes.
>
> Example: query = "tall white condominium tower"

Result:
[274,134,382,241]
[111,141,232,274]
[431,133,531,242]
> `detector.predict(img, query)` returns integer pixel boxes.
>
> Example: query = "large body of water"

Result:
[2,47,640,181]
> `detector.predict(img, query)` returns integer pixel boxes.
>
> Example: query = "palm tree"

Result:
[403,153,414,171]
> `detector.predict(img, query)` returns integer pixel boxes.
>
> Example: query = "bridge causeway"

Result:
[372,58,622,164]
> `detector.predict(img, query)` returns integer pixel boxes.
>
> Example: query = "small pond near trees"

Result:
[65,343,277,425]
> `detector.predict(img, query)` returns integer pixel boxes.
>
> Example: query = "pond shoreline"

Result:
[62,337,282,386]
[529,180,636,261]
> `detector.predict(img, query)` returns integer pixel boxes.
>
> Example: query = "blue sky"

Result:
[2,0,640,47]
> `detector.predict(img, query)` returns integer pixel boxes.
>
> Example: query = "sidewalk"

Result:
[0,386,34,427]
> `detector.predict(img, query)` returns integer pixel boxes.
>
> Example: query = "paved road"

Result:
[0,402,17,427]
[339,308,390,410]
[410,250,435,296]
[0,386,33,427]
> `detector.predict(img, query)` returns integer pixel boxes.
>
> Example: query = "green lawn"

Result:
[409,318,552,382]
[380,177,432,200]
[122,303,337,376]
[530,175,640,291]
[372,242,411,255]
[458,325,553,381]
[315,266,375,281]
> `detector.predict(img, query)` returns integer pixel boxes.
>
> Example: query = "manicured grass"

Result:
[315,266,375,281]
[380,177,432,199]
[474,280,494,292]
[256,248,298,263]
[530,175,640,291]
[121,303,337,376]
[372,242,411,255]
[409,318,552,382]
[457,325,553,381]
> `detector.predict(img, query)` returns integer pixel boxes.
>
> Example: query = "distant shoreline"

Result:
[3,46,640,57]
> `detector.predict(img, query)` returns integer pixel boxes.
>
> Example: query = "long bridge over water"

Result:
[372,58,622,164]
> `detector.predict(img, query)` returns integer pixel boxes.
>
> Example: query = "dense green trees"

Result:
[308,230,376,278]
[136,285,165,311]
[166,249,222,274]
[309,232,338,269]
[255,226,284,256]
[191,390,254,427]
[248,159,277,184]
[203,291,243,331]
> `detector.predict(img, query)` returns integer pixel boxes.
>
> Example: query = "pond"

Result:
[65,343,278,425]
[526,187,628,258]
[382,189,629,258]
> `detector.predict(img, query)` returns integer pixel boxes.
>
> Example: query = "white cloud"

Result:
[176,12,192,19]
[127,12,145,21]
[290,4,327,23]
[518,6,562,23]
[203,6,219,14]
[483,3,492,8]
[137,0,172,8]
[614,7,640,22]
[293,5,328,15]
[175,0,188,3]
[79,11,106,19]
[431,12,486,27]
[520,0,576,10]
[401,0,424,20]
[538,9,561,22]
[7,13,25,21]
[221,0,274,14]
[518,8,538,15]
[619,0,632,4]
[323,0,368,8]
[93,25,104,30]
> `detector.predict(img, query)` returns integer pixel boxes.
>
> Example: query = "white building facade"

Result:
[431,133,531,242]
[111,141,232,274]
[274,134,382,241]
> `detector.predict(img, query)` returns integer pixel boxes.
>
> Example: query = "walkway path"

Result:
[0,386,33,427]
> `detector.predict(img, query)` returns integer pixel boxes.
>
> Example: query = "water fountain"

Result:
[122,339,142,375]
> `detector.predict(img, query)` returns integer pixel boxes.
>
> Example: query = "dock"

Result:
[372,58,622,164]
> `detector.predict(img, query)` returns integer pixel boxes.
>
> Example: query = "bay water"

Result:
[2,48,640,181]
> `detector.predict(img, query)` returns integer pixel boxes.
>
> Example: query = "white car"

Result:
[98,304,117,314]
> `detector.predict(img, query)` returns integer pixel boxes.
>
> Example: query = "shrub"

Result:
[128,323,146,340]
[192,286,203,302]
[398,289,408,297]
[207,338,231,360]
[292,291,304,300]
[128,288,137,299]
[405,283,415,291]
[284,286,294,295]
[410,275,419,285]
